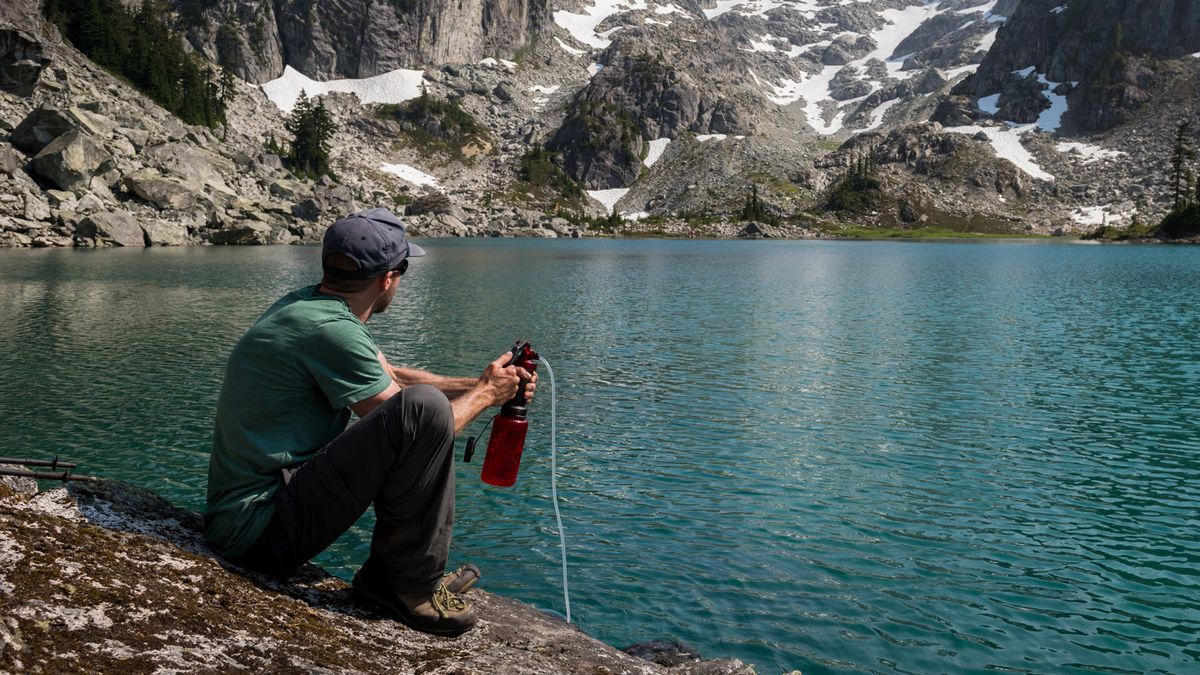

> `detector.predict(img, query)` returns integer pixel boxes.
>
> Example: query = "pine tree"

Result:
[1170,120,1195,211]
[285,91,337,179]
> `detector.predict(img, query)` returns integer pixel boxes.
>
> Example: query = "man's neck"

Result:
[316,283,374,323]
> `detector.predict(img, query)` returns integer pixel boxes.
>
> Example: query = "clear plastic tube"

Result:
[539,356,571,623]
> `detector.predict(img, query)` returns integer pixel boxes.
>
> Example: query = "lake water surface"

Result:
[1,239,1198,673]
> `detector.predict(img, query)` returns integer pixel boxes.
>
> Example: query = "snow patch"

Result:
[944,124,1054,181]
[587,63,605,77]
[942,64,980,79]
[703,0,789,20]
[1013,66,1036,77]
[479,58,516,69]
[956,0,997,14]
[1033,74,1069,132]
[696,134,727,142]
[643,138,671,167]
[588,188,630,214]
[644,17,671,26]
[1050,5,1067,13]
[1055,142,1125,163]
[654,3,686,14]
[554,0,649,49]
[1192,51,1200,58]
[554,37,587,57]
[863,98,902,131]
[748,2,946,134]
[530,85,561,94]
[743,34,778,53]
[1071,205,1125,225]
[380,163,440,188]
[261,65,425,114]
[978,93,1001,114]
[977,28,998,52]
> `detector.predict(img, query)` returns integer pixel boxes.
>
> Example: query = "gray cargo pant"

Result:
[233,384,456,594]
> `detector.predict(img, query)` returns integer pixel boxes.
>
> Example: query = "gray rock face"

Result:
[77,211,146,247]
[31,129,113,191]
[955,0,1200,132]
[176,0,544,83]
[548,51,755,189]
[0,26,50,96]
[123,169,198,211]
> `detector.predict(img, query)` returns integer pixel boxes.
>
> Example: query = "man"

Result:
[205,207,534,637]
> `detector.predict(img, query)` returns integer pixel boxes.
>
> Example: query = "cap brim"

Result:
[407,241,426,257]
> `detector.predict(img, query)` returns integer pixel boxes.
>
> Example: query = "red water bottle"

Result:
[481,341,539,487]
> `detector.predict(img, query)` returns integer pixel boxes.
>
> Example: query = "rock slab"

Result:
[0,480,753,674]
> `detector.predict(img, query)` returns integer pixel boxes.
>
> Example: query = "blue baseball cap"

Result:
[322,207,425,279]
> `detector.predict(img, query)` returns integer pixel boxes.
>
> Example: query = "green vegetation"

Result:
[285,91,337,179]
[826,148,880,212]
[739,185,778,225]
[518,145,583,200]
[377,89,489,160]
[832,226,1046,240]
[563,100,640,152]
[43,0,229,128]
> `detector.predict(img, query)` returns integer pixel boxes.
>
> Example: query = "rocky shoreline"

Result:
[0,471,758,674]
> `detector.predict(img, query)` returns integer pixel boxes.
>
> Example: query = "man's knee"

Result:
[398,384,454,440]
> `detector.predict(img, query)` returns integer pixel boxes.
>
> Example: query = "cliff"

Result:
[175,0,546,83]
[0,474,754,674]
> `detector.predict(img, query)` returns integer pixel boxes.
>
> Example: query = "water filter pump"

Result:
[479,341,539,487]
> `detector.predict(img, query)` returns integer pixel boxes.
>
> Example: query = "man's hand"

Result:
[449,352,539,434]
[477,352,538,407]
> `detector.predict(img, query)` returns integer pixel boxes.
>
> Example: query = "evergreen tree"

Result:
[285,91,337,179]
[1170,120,1195,211]
[44,0,227,128]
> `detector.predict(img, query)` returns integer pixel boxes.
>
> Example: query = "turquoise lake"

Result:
[1,239,1198,673]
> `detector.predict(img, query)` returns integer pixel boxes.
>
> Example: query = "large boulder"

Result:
[10,105,76,154]
[31,130,113,192]
[142,141,233,193]
[123,169,198,211]
[77,211,146,247]
[0,27,50,97]
[142,219,190,246]
[208,220,272,244]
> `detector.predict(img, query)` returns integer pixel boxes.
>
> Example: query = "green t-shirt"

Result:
[204,285,393,558]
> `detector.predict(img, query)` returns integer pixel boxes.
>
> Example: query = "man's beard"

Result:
[373,293,392,314]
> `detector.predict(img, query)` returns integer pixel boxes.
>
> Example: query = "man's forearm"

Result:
[449,385,493,435]
[391,366,478,398]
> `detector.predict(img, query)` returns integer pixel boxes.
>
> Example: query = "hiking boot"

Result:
[353,569,478,637]
[443,563,481,594]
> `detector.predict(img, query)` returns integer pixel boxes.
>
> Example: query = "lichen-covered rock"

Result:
[0,480,753,674]
[30,129,113,191]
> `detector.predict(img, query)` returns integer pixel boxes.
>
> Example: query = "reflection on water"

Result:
[1,240,1198,674]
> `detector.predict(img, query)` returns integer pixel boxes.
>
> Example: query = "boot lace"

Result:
[431,584,467,617]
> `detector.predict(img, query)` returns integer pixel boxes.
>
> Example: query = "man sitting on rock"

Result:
[204,207,534,637]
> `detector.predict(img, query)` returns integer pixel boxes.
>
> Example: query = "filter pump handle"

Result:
[502,341,539,413]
